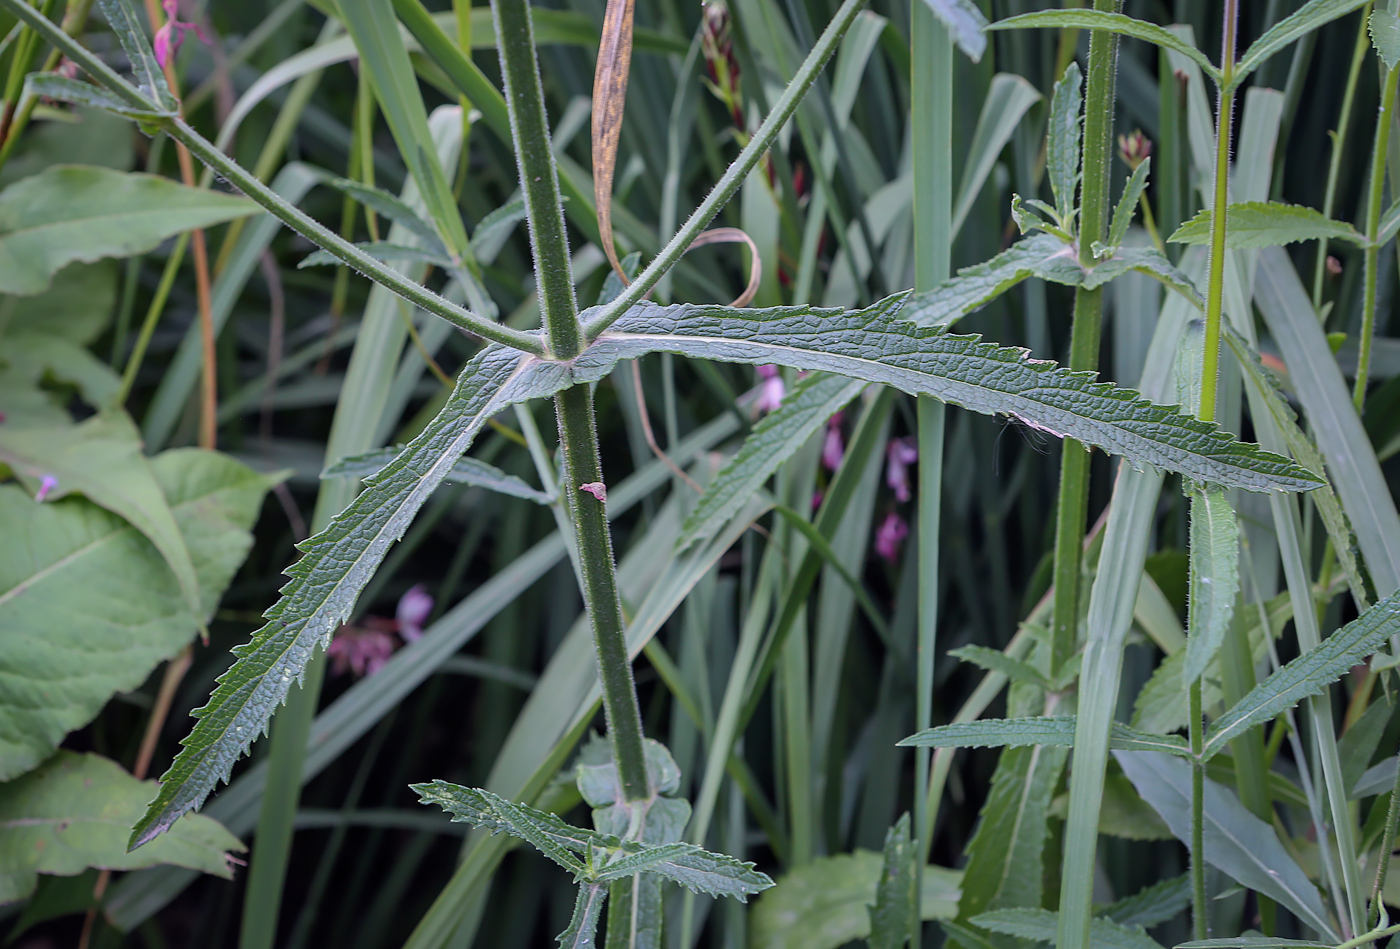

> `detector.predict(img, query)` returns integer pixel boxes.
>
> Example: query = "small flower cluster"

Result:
[700,2,744,131]
[874,436,917,563]
[327,584,433,677]
[153,0,208,70]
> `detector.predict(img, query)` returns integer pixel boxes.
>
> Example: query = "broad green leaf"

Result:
[987,10,1221,84]
[956,745,1066,919]
[0,451,274,779]
[131,345,571,847]
[0,410,203,619]
[749,851,961,949]
[0,332,121,418]
[1183,486,1241,684]
[95,0,176,111]
[679,372,864,547]
[0,165,258,295]
[1080,246,1203,307]
[915,0,987,62]
[1047,63,1082,220]
[1114,751,1336,940]
[1204,585,1400,758]
[3,261,117,344]
[868,814,917,949]
[0,752,243,904]
[1371,9,1400,69]
[898,718,1190,756]
[558,883,608,949]
[588,294,1323,494]
[947,645,1049,690]
[952,74,1041,236]
[326,447,553,504]
[1101,874,1190,929]
[1168,202,1364,250]
[299,241,455,271]
[1232,0,1371,92]
[1106,158,1151,252]
[973,908,1163,949]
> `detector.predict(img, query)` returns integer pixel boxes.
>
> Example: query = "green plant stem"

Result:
[490,0,648,800]
[1369,741,1400,927]
[1311,2,1372,310]
[1355,64,1399,410]
[1189,678,1208,939]
[583,0,868,337]
[1049,0,1119,677]
[116,232,189,404]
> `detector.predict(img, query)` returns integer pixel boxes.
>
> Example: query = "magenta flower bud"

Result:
[153,0,209,69]
[35,474,58,502]
[327,627,397,677]
[885,436,917,502]
[754,365,785,413]
[395,584,434,642]
[874,512,908,564]
[821,412,845,471]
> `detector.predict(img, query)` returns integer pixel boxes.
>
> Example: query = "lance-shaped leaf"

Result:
[869,814,917,949]
[1169,202,1364,250]
[679,372,865,547]
[917,0,987,62]
[1182,486,1241,684]
[307,173,448,252]
[973,908,1164,949]
[1203,585,1400,759]
[947,645,1050,690]
[299,241,455,271]
[1047,63,1082,221]
[131,344,573,848]
[897,718,1190,756]
[1115,751,1336,940]
[96,0,176,111]
[1080,246,1203,306]
[1373,9,1400,70]
[326,447,553,504]
[558,883,608,949]
[579,294,1323,494]
[987,9,1221,85]
[412,782,590,872]
[1106,158,1151,252]
[898,233,1083,327]
[1232,0,1371,92]
[24,74,168,120]
[1101,875,1192,929]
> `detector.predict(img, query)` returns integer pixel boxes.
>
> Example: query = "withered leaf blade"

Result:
[592,0,636,282]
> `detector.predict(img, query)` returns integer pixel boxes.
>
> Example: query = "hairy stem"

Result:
[1049,0,1119,677]
[1356,64,1399,410]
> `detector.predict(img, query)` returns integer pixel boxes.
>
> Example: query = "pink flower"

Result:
[885,437,918,502]
[34,474,58,502]
[811,490,823,511]
[153,0,208,69]
[395,584,434,642]
[874,512,908,564]
[327,626,396,677]
[821,412,844,471]
[754,365,785,413]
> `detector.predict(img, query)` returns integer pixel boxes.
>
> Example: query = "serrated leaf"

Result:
[1203,586,1400,759]
[948,645,1050,690]
[869,814,917,949]
[1114,751,1336,940]
[96,0,176,111]
[621,844,773,900]
[0,451,274,780]
[750,852,961,949]
[309,173,449,255]
[1233,0,1371,92]
[1183,486,1241,684]
[0,165,259,295]
[558,883,608,949]
[987,10,1221,84]
[1081,246,1204,307]
[23,74,169,120]
[1047,63,1082,220]
[915,0,987,62]
[1106,158,1151,251]
[1168,202,1364,250]
[412,782,589,872]
[585,294,1323,494]
[131,345,573,847]
[679,372,864,547]
[325,447,553,505]
[1101,874,1191,929]
[0,752,243,904]
[298,241,455,270]
[1371,10,1400,69]
[1178,940,1331,949]
[897,718,1190,756]
[973,907,1164,949]
[897,234,1084,328]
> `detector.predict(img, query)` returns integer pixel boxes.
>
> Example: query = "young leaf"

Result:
[0,165,259,295]
[1168,202,1364,250]
[1100,874,1192,929]
[947,645,1050,691]
[326,448,553,504]
[96,0,177,112]
[1371,9,1400,70]
[24,74,168,120]
[1114,750,1337,940]
[915,0,987,62]
[131,344,572,848]
[1203,585,1400,759]
[973,908,1164,949]
[585,294,1324,494]
[952,74,1041,235]
[897,234,1085,328]
[411,782,589,872]
[1182,486,1241,684]
[1046,63,1082,221]
[868,814,917,949]
[678,372,865,547]
[987,9,1221,84]
[1231,0,1371,92]
[1106,158,1151,252]
[298,241,455,271]
[1080,246,1203,307]
[558,883,608,949]
[897,718,1190,757]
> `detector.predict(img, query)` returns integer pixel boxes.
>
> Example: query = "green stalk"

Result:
[491,0,649,799]
[1355,64,1399,410]
[583,0,868,337]
[1189,678,1208,939]
[1312,3,1373,310]
[1369,742,1400,927]
[910,0,950,885]
[1049,0,1119,677]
